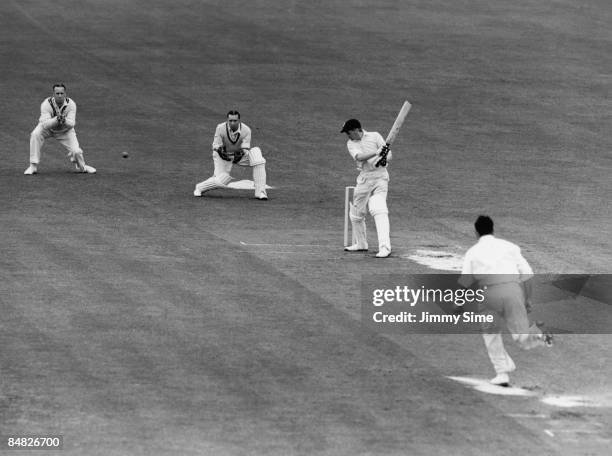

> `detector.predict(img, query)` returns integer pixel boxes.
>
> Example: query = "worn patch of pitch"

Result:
[405,249,464,271]
[449,376,612,409]
[541,394,612,408]
[447,376,538,396]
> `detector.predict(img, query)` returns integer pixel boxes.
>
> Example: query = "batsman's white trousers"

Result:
[479,283,544,374]
[30,125,84,165]
[349,173,390,251]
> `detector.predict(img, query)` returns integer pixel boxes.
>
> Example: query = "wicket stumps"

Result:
[343,186,356,247]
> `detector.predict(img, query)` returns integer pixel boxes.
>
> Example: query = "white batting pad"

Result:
[373,213,390,250]
[247,147,266,166]
[349,208,367,247]
[194,174,232,194]
[226,180,273,190]
[368,192,388,216]
[252,163,266,196]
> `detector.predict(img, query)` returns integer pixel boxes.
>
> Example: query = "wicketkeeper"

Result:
[341,118,392,258]
[193,110,267,200]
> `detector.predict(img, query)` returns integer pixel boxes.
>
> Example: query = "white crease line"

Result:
[236,249,346,257]
[240,241,332,247]
[252,251,343,256]
[544,430,555,437]
[506,413,548,419]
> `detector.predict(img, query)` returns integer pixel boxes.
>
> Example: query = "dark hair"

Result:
[340,118,362,133]
[53,83,66,91]
[474,215,494,236]
[227,110,240,119]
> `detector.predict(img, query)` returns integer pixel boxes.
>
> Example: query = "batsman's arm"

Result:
[347,141,378,162]
[375,101,411,167]
[373,132,390,167]
[375,144,392,167]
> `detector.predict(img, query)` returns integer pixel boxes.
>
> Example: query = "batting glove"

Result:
[375,145,390,167]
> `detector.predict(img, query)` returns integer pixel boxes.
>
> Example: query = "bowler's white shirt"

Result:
[459,235,533,287]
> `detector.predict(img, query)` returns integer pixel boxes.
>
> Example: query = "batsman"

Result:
[341,118,393,258]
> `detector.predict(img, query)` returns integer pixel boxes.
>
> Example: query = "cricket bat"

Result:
[376,100,411,167]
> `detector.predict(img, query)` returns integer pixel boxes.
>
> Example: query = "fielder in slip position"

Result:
[25,83,96,175]
[341,118,392,258]
[193,110,267,200]
[458,215,553,386]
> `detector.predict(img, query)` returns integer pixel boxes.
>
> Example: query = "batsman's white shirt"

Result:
[212,122,251,154]
[346,130,389,179]
[39,97,77,133]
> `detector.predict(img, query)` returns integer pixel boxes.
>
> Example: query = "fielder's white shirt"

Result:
[39,97,76,134]
[346,130,389,178]
[459,235,534,287]
[212,122,252,154]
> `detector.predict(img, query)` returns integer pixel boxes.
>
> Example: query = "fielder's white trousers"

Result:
[30,125,83,165]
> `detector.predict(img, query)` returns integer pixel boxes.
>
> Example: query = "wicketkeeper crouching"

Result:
[193,110,267,200]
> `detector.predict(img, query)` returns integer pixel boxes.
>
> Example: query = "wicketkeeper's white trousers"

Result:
[195,149,267,197]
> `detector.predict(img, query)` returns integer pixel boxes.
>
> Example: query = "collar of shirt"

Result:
[51,98,69,115]
[349,129,369,142]
[53,98,67,109]
[227,123,241,142]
